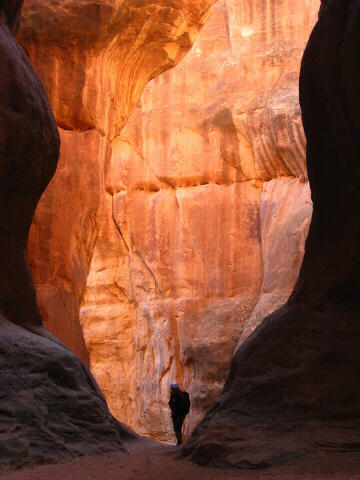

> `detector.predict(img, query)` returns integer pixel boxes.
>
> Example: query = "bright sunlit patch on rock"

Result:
[241,26,254,37]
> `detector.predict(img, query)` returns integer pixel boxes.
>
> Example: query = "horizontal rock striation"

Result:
[183,0,360,467]
[80,0,317,441]
[19,0,216,362]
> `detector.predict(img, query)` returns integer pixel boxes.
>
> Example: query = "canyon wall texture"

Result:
[18,0,216,363]
[184,0,360,467]
[0,0,136,470]
[80,0,316,442]
[0,0,216,470]
[16,0,318,443]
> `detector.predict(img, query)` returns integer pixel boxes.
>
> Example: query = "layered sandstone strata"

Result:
[19,0,216,362]
[80,0,317,442]
[184,0,360,467]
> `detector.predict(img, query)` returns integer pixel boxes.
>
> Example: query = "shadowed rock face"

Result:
[0,1,137,469]
[183,0,360,467]
[0,0,217,469]
[0,316,135,469]
[0,0,58,327]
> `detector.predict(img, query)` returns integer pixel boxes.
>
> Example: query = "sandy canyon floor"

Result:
[1,442,359,480]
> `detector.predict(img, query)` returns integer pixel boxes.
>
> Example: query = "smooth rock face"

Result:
[20,0,216,364]
[80,0,316,442]
[0,0,58,327]
[28,128,111,364]
[238,177,312,344]
[183,0,360,467]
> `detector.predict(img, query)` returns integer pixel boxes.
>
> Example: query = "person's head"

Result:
[170,381,179,392]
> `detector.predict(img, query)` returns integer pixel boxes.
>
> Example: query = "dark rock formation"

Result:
[0,1,136,469]
[183,0,360,468]
[0,316,135,469]
[0,0,58,327]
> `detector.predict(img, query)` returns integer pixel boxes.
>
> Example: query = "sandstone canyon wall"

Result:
[184,0,360,467]
[0,0,134,469]
[3,0,357,470]
[16,0,320,443]
[18,0,216,364]
[80,0,317,442]
[18,0,318,446]
[0,0,216,469]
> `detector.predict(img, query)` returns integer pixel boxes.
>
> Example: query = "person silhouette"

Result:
[168,381,190,445]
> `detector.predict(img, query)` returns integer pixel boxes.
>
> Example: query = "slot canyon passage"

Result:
[0,0,359,478]
[21,0,317,444]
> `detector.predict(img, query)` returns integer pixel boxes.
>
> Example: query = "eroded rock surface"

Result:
[0,316,135,470]
[17,0,316,446]
[19,0,216,362]
[80,0,316,441]
[20,0,215,140]
[183,0,360,467]
[0,0,218,469]
[0,0,138,469]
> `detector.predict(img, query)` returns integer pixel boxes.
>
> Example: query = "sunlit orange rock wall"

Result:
[19,0,216,364]
[185,0,360,466]
[80,0,318,442]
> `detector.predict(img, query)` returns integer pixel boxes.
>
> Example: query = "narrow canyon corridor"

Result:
[0,0,360,475]
[78,0,317,443]
[22,0,317,443]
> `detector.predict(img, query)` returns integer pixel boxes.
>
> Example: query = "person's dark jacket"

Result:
[169,390,189,417]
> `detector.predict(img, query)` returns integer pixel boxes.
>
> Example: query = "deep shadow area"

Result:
[1,0,359,473]
[0,1,137,470]
[183,0,360,468]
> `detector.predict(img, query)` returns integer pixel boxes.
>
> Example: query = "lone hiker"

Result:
[168,381,190,446]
